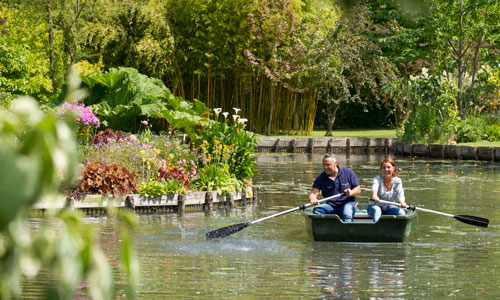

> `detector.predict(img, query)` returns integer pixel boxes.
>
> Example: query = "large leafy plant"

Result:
[81,67,210,139]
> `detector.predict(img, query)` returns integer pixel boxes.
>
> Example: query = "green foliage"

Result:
[401,103,438,143]
[0,80,137,299]
[192,163,241,195]
[397,69,459,143]
[0,6,52,106]
[365,0,433,74]
[81,67,210,139]
[315,4,397,134]
[198,112,258,181]
[69,162,139,199]
[455,116,486,143]
[138,178,186,197]
[429,0,500,119]
[166,0,253,77]
[0,97,78,230]
[455,115,500,143]
[79,0,175,84]
[485,123,500,142]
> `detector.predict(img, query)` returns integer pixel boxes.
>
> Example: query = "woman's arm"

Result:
[396,178,407,208]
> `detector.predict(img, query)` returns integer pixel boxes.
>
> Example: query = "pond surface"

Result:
[27,153,500,299]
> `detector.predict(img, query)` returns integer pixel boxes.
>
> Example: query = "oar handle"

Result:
[250,193,344,225]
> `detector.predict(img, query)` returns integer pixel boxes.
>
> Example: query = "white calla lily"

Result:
[213,108,222,117]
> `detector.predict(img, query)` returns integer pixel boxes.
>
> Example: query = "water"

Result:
[25,153,500,299]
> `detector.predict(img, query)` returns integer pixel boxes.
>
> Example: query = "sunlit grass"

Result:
[257,129,398,139]
[457,141,500,147]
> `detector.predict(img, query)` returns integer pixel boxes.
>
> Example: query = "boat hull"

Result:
[302,207,416,242]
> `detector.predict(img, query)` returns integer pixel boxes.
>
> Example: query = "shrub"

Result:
[69,162,139,199]
[455,116,488,143]
[485,124,500,142]
[401,103,437,143]
[138,178,186,197]
[198,108,259,182]
[192,163,242,195]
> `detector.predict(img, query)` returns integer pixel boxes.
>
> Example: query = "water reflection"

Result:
[305,243,409,299]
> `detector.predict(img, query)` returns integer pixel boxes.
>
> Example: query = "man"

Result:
[308,153,361,222]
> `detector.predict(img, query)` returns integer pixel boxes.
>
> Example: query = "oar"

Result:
[376,199,489,228]
[206,192,344,239]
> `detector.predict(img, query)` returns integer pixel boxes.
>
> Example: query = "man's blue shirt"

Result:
[312,166,359,207]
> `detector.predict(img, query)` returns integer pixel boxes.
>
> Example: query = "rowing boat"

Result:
[302,206,417,242]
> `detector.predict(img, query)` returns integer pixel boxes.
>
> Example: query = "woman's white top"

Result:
[371,174,405,209]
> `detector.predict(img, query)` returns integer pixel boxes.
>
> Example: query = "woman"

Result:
[368,158,407,223]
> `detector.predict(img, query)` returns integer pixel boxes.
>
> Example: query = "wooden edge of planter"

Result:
[33,188,256,211]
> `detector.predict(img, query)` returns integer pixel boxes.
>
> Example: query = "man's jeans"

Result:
[312,202,355,223]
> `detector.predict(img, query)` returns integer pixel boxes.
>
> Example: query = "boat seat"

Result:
[354,212,370,219]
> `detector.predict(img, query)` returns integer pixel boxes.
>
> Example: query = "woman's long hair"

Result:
[380,158,398,177]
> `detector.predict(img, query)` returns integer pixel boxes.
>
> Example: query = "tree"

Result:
[431,0,500,119]
[0,4,53,105]
[317,5,396,135]
[244,0,313,135]
[80,0,176,87]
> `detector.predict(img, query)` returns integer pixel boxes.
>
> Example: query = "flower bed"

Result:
[59,104,259,202]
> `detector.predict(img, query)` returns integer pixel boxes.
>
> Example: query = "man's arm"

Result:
[345,185,361,197]
[309,188,320,205]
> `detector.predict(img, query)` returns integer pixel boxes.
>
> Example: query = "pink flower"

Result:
[58,100,100,127]
[141,120,148,125]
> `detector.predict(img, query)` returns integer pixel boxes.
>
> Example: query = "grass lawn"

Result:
[457,141,500,147]
[257,129,398,139]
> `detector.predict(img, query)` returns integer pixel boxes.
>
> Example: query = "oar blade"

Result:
[454,215,489,228]
[206,222,250,239]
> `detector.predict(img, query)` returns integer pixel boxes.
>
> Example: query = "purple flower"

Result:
[58,100,100,127]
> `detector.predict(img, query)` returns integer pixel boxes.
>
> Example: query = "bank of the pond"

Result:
[257,137,393,154]
[257,137,500,162]
[34,188,257,215]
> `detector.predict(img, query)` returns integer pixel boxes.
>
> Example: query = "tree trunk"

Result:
[325,102,339,136]
[465,34,484,111]
[457,0,465,120]
[267,83,274,136]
